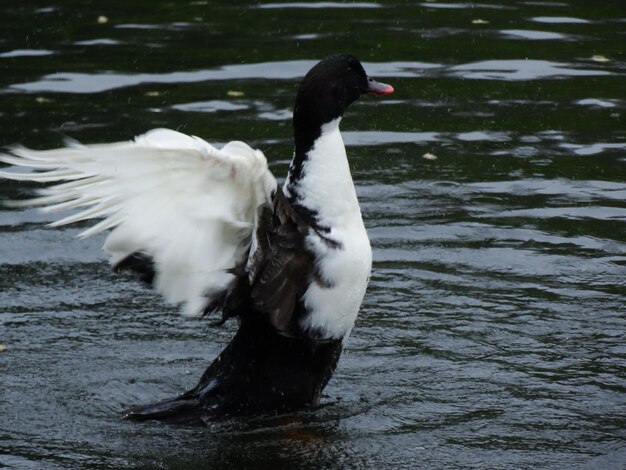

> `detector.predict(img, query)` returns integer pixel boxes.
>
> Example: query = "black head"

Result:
[293,54,393,152]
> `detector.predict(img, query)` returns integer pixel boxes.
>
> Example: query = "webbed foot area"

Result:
[123,394,206,425]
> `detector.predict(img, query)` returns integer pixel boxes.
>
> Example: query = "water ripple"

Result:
[450,60,609,80]
[0,49,55,58]
[7,59,614,94]
[73,39,122,46]
[474,206,626,222]
[531,16,591,24]
[467,179,626,201]
[170,100,249,113]
[500,29,573,40]
[114,22,198,31]
[575,98,619,108]
[420,2,514,9]
[256,2,381,8]
[559,142,626,156]
[343,131,441,146]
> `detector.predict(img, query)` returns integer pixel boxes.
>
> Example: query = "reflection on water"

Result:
[256,2,382,9]
[170,100,250,113]
[450,60,609,80]
[499,29,572,40]
[0,0,625,468]
[530,16,590,23]
[419,2,514,9]
[7,58,612,93]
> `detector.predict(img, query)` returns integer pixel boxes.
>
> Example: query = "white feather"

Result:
[284,118,372,340]
[0,128,277,315]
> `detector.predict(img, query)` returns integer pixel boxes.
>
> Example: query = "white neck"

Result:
[284,118,362,229]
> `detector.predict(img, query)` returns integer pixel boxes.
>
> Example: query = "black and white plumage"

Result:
[0,54,394,423]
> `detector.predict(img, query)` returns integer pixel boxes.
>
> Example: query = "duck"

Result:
[0,54,394,424]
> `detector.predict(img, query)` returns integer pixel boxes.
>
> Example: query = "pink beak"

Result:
[367,77,394,95]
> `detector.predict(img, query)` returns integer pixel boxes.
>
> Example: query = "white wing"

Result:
[0,128,277,315]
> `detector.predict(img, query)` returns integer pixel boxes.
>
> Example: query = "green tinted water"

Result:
[1,1,624,468]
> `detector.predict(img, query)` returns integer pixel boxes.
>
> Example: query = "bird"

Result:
[0,54,394,424]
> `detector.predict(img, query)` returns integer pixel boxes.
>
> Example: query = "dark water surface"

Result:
[1,1,625,468]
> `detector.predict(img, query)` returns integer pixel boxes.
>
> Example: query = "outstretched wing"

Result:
[0,128,277,315]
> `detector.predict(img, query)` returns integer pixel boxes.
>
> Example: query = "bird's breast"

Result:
[300,220,372,340]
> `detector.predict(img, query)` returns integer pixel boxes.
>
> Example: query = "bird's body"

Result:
[284,117,373,340]
[0,54,393,423]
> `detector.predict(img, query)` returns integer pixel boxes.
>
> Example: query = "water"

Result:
[1,0,625,468]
